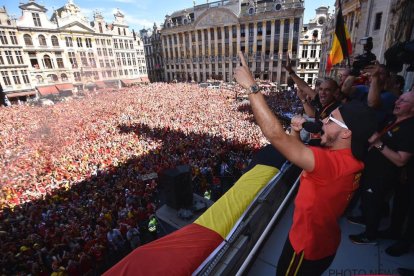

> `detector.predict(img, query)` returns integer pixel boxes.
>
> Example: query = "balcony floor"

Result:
[247,201,414,275]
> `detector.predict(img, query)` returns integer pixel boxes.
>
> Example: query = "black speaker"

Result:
[159,165,193,210]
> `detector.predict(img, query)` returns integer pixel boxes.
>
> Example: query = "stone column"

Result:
[252,22,258,73]
[277,19,285,85]
[207,28,212,78]
[261,20,267,79]
[269,19,275,82]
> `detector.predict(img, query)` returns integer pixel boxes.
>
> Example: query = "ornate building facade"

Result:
[297,7,329,86]
[161,0,304,84]
[141,24,165,82]
[0,0,147,103]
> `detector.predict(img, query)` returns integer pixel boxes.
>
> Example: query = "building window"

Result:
[310,45,316,58]
[61,73,68,81]
[99,23,103,33]
[68,52,77,68]
[5,50,14,64]
[47,74,58,82]
[24,34,33,46]
[0,52,4,65]
[43,55,53,69]
[0,31,8,45]
[80,52,88,66]
[51,35,59,46]
[88,53,96,68]
[9,31,18,45]
[302,45,308,58]
[1,71,11,86]
[15,51,23,64]
[21,70,30,84]
[11,70,21,85]
[77,37,83,47]
[32,12,41,27]
[107,39,111,46]
[57,58,64,68]
[373,12,382,31]
[114,39,118,49]
[118,28,121,35]
[85,38,92,48]
[97,48,102,56]
[130,40,134,49]
[74,72,81,81]
[65,37,73,47]
[257,22,263,36]
[39,35,47,46]
[127,53,131,65]
[36,75,44,84]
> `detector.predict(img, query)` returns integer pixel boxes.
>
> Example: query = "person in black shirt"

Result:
[349,91,414,244]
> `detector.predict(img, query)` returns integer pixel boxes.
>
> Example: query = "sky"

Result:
[5,0,336,32]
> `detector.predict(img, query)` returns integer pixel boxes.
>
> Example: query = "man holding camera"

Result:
[233,52,377,275]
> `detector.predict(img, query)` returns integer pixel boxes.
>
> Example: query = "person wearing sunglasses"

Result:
[234,51,377,275]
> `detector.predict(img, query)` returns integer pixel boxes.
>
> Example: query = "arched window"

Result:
[36,75,44,83]
[43,54,53,69]
[38,34,47,46]
[24,34,33,46]
[47,74,58,82]
[51,35,59,46]
[61,73,68,81]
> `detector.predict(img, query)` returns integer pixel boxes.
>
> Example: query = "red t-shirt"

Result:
[289,147,363,260]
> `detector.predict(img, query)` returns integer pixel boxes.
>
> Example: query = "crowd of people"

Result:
[0,83,300,275]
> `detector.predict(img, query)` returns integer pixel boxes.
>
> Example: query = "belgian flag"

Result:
[326,1,352,73]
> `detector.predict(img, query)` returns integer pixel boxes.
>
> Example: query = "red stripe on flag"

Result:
[103,223,223,276]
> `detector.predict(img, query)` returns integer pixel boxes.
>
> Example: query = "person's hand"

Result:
[233,51,256,90]
[283,54,294,74]
[290,115,306,132]
[361,61,380,77]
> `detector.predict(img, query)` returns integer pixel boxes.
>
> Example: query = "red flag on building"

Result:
[326,2,352,73]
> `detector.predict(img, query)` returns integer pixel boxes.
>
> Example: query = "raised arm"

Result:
[284,55,317,100]
[234,52,315,172]
[367,65,382,109]
[297,88,316,118]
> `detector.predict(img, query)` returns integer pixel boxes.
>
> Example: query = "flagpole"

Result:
[338,0,351,68]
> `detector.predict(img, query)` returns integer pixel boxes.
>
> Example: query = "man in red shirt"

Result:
[234,52,377,275]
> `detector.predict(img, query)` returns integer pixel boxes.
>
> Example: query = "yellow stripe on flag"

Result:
[195,165,279,239]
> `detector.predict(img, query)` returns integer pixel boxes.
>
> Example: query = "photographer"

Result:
[234,51,377,275]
